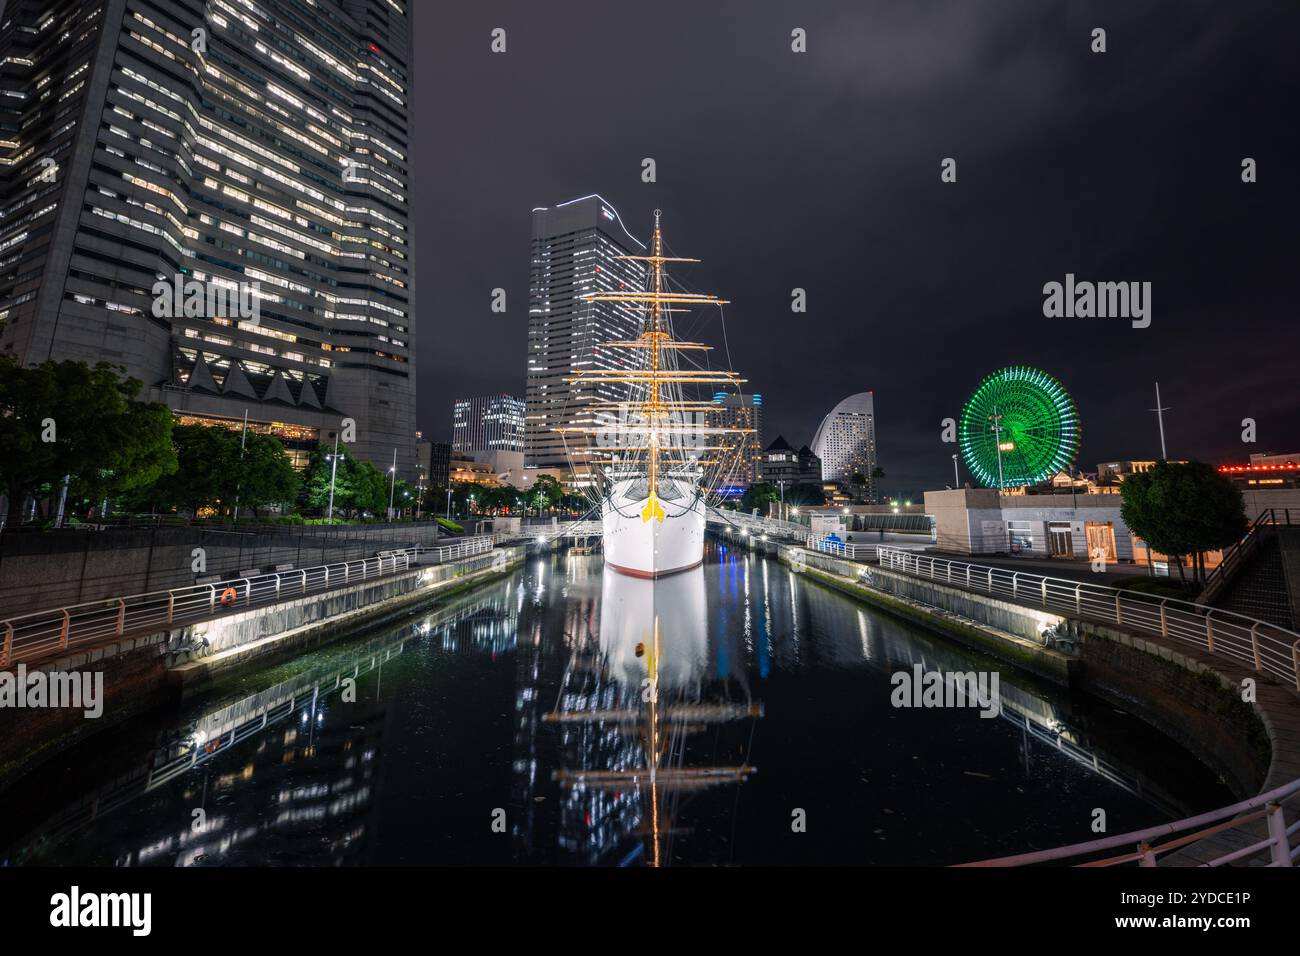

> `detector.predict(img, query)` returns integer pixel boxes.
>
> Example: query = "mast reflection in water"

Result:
[1,544,1232,866]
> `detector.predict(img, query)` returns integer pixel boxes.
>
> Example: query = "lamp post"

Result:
[988,405,1006,492]
[326,428,341,521]
[387,449,397,520]
[952,453,960,488]
[445,487,452,520]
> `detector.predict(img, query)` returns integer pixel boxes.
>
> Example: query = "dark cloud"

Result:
[415,0,1300,498]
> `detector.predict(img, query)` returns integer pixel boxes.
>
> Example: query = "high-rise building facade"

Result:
[451,394,524,454]
[811,392,878,501]
[0,0,416,475]
[524,194,645,475]
[705,391,763,492]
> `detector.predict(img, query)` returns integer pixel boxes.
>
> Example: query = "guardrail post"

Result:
[1040,579,1047,608]
[1294,641,1300,693]
[243,579,251,607]
[1250,623,1262,671]
[987,569,993,593]
[209,585,216,613]
[1012,573,1018,599]
[1159,600,1168,638]
[116,598,126,636]
[1075,585,1081,615]
[275,574,281,599]
[1205,611,1215,653]
[345,563,350,584]
[1136,842,1157,867]
[1,622,12,667]
[1114,594,1123,626]
[966,566,971,588]
[301,569,307,594]
[1265,803,1293,867]
[60,609,70,649]
[325,567,330,588]
[167,591,175,625]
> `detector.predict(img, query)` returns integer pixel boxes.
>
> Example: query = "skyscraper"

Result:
[0,0,416,475]
[524,194,645,475]
[812,392,879,501]
[451,394,525,454]
[705,391,763,491]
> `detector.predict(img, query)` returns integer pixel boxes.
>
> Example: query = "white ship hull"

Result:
[602,480,705,579]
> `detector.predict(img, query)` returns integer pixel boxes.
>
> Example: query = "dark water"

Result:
[1,544,1232,866]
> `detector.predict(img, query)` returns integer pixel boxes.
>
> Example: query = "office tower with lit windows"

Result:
[451,394,525,454]
[524,194,646,475]
[705,391,763,491]
[0,0,417,474]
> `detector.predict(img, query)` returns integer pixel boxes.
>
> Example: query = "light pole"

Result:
[445,487,452,520]
[952,453,960,488]
[387,448,397,520]
[1149,382,1170,460]
[988,405,1006,492]
[777,479,787,520]
[415,469,425,520]
[231,405,248,522]
[326,429,341,521]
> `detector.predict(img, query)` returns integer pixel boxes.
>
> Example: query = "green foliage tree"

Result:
[0,357,177,526]
[302,444,388,518]
[741,482,779,513]
[236,431,301,516]
[145,424,299,518]
[1119,460,1248,585]
[787,482,828,507]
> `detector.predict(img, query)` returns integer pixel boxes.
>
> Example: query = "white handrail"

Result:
[874,547,1300,692]
[958,775,1300,867]
[0,551,416,667]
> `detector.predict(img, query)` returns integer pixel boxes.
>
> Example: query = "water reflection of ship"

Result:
[544,565,762,866]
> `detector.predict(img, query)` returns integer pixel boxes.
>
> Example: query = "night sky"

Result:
[416,1,1299,498]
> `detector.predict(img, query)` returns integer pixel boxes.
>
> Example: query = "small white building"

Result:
[924,488,1132,561]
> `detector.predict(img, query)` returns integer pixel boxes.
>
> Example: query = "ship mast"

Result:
[563,211,753,511]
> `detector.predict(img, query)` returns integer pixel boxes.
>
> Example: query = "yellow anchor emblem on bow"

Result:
[641,493,665,523]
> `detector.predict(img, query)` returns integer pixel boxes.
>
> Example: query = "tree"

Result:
[741,482,779,514]
[148,424,240,515]
[144,424,299,518]
[1120,460,1248,585]
[0,357,177,526]
[786,482,827,507]
[302,445,386,518]
[236,431,301,516]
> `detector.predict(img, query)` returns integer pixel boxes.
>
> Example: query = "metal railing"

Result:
[806,534,878,561]
[707,508,806,539]
[0,551,414,668]
[409,535,495,563]
[875,547,1300,692]
[1199,508,1300,605]
[958,775,1300,867]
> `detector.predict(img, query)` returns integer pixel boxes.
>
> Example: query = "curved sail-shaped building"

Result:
[811,392,878,500]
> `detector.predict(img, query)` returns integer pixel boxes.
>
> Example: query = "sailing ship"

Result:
[561,210,750,578]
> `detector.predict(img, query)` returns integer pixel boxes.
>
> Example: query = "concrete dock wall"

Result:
[0,521,451,616]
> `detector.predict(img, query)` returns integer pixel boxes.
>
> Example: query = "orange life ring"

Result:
[219,586,238,608]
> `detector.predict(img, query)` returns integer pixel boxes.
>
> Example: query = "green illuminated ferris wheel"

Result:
[958,366,1080,488]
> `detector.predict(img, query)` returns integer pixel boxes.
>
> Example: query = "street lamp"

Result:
[988,405,1006,492]
[952,453,960,488]
[387,448,397,520]
[326,428,341,521]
